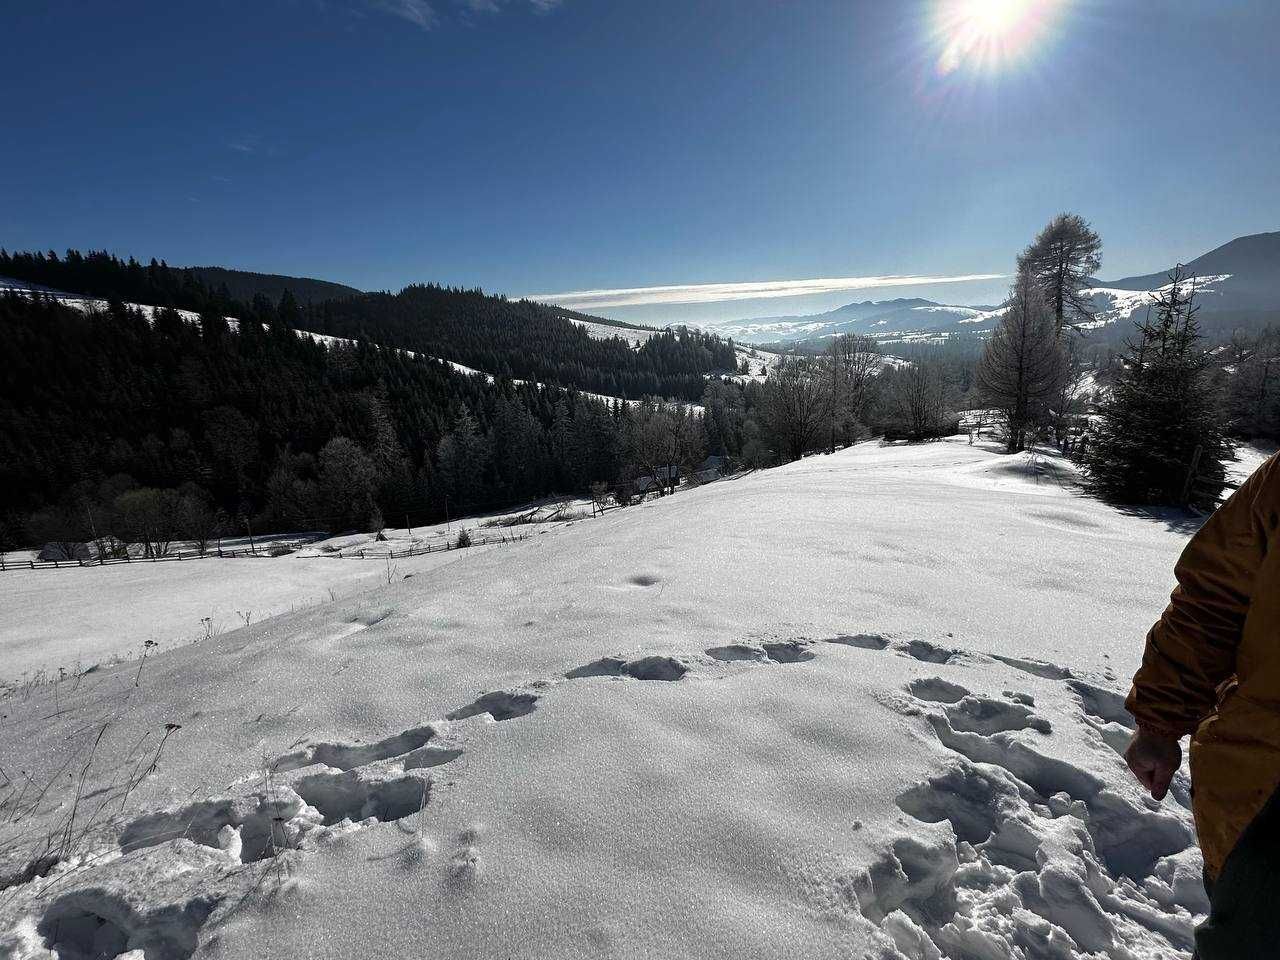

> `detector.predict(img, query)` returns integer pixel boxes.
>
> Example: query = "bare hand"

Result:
[1124,729,1182,801]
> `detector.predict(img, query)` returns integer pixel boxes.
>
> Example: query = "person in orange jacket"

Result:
[1125,452,1280,957]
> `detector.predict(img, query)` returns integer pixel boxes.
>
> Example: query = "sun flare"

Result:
[966,0,1024,37]
[934,0,1061,75]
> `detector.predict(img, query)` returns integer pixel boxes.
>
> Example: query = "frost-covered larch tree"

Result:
[1019,212,1103,334]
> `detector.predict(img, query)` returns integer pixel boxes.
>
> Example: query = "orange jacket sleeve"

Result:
[1126,454,1279,739]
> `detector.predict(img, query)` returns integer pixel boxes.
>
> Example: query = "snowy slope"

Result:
[0,440,1219,959]
[566,315,662,345]
[0,544,484,681]
[1078,275,1234,331]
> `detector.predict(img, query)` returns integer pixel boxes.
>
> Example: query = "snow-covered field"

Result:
[0,439,1239,959]
[1078,275,1233,331]
[0,543,478,681]
[567,315,662,345]
[0,504,597,681]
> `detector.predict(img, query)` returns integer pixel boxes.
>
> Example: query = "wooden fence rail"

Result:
[0,533,529,571]
[2,538,318,571]
[315,534,530,560]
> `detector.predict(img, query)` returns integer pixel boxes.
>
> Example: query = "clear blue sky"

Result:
[5,1,1278,323]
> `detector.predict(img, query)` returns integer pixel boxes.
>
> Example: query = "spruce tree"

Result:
[1080,267,1231,509]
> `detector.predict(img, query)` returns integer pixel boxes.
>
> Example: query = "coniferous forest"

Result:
[0,250,736,401]
[0,252,759,551]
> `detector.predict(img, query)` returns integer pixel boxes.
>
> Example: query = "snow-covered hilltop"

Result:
[0,439,1211,959]
[711,297,999,346]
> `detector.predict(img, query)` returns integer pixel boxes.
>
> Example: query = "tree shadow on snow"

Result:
[1112,504,1207,536]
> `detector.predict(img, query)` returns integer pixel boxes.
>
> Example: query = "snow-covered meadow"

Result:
[0,439,1225,959]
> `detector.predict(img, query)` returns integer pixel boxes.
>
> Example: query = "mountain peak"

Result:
[830,296,940,314]
[1107,229,1280,293]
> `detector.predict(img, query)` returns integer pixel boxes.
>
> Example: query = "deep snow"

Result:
[0,439,1228,959]
[0,544,481,682]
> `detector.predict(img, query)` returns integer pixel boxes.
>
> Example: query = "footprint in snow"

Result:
[272,724,444,773]
[1067,679,1135,730]
[704,641,816,664]
[907,677,970,704]
[825,633,891,651]
[991,653,1074,681]
[705,644,770,663]
[447,690,541,722]
[899,639,963,664]
[854,667,1200,958]
[945,694,1052,736]
[565,655,688,682]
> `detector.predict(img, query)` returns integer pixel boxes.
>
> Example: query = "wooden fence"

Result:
[2,542,306,571]
[1,533,530,571]
[316,533,530,559]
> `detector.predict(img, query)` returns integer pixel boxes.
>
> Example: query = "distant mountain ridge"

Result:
[184,265,362,304]
[1069,231,1280,337]
[711,297,999,346]
[1100,231,1280,305]
[717,230,1280,347]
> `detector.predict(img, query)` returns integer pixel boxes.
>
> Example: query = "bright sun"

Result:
[967,0,1023,36]
[934,0,1060,74]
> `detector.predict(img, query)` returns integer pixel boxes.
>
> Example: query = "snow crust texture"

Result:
[1,441,1217,960]
[3,634,1200,960]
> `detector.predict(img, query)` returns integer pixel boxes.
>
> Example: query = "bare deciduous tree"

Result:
[112,489,182,558]
[630,404,705,496]
[977,270,1068,453]
[825,334,881,452]
[887,360,951,441]
[767,356,832,462]
[1047,336,1090,452]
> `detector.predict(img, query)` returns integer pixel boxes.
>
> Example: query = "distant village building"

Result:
[695,455,728,482]
[36,538,127,563]
[37,541,93,562]
[634,465,680,495]
[633,457,729,494]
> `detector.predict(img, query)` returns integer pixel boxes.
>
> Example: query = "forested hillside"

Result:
[0,249,358,309]
[0,292,706,550]
[301,285,736,400]
[0,249,738,401]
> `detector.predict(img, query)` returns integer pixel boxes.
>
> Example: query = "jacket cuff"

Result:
[1133,719,1190,741]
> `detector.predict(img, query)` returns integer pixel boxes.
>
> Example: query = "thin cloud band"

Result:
[527,273,1005,308]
